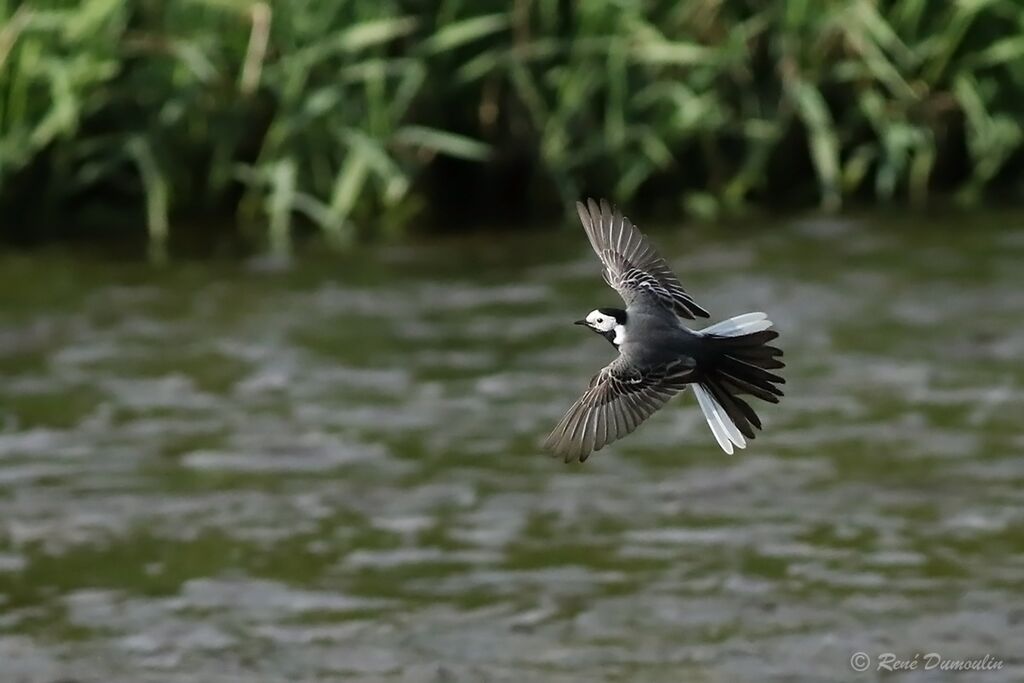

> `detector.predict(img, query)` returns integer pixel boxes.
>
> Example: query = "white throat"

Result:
[612,324,627,345]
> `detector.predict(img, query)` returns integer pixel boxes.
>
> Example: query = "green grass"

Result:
[2,0,1023,258]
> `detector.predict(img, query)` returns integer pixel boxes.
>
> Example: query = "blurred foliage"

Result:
[1,0,1023,258]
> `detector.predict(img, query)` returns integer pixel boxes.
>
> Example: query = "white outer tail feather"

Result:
[692,385,745,454]
[694,312,773,454]
[699,311,771,336]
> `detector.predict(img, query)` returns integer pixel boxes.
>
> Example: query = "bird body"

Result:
[623,309,695,366]
[545,199,785,462]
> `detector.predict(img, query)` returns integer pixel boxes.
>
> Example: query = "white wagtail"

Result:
[544,199,785,462]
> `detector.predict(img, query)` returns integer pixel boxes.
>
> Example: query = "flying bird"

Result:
[544,199,785,462]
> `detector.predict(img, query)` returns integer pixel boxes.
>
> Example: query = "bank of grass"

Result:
[1,0,1022,259]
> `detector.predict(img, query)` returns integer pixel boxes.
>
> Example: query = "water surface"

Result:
[1,214,1023,682]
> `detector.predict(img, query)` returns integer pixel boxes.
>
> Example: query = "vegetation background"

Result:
[2,0,1023,260]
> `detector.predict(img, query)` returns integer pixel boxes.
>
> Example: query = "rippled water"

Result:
[1,214,1023,682]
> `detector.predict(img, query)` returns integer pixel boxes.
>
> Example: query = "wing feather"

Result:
[578,199,709,319]
[546,356,695,462]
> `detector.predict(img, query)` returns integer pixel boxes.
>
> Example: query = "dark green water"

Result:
[1,214,1023,682]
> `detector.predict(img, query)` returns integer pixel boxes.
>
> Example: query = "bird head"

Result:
[574,308,627,347]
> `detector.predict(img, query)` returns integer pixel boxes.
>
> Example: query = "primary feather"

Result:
[544,357,695,462]
[577,199,709,320]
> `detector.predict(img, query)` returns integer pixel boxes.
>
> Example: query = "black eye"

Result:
[596,318,603,323]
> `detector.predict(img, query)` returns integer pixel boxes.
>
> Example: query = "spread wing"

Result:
[577,198,709,319]
[544,356,696,462]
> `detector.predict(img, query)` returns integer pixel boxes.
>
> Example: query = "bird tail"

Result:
[692,312,785,454]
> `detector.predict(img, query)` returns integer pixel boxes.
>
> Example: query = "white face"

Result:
[585,309,617,332]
